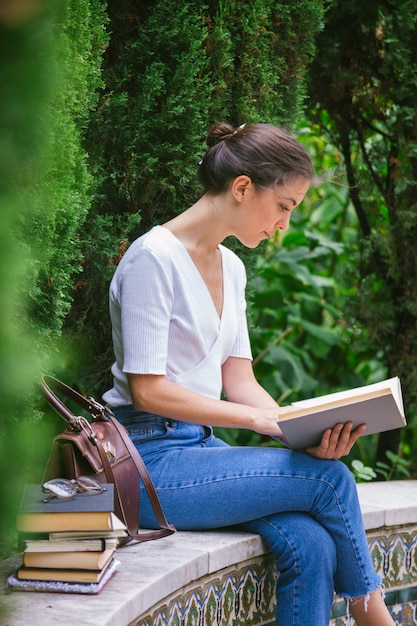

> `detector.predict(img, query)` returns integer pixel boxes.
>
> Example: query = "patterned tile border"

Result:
[135,525,417,626]
[134,556,277,626]
[368,525,417,587]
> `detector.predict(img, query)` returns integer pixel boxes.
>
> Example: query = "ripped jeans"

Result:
[113,407,381,626]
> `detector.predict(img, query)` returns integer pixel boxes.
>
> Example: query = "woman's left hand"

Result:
[304,422,366,459]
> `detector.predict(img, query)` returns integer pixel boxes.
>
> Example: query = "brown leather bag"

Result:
[41,375,176,544]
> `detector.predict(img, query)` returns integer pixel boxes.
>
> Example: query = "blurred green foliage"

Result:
[0,0,58,563]
[0,0,108,563]
[350,460,377,483]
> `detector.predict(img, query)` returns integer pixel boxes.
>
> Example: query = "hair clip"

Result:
[234,123,246,134]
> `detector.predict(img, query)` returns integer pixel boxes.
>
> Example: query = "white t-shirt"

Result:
[103,225,252,407]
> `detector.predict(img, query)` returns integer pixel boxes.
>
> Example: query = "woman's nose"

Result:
[276,213,291,231]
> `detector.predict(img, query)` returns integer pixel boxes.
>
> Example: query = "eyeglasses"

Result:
[42,476,106,502]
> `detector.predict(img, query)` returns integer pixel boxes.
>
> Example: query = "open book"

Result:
[277,377,406,450]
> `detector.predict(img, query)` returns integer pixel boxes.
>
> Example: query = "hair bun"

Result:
[205,123,235,147]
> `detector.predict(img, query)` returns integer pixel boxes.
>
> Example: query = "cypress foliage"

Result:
[73,0,325,396]
[21,0,108,345]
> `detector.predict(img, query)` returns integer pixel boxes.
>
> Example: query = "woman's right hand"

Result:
[252,406,289,442]
[305,422,366,459]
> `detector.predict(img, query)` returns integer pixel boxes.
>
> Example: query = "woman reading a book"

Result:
[103,123,394,626]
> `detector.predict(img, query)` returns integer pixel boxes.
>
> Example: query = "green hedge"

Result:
[71,0,325,396]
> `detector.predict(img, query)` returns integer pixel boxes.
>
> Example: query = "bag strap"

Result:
[41,376,176,542]
[41,376,114,426]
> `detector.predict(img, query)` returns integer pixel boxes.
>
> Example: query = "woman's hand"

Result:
[304,422,366,459]
[248,407,290,443]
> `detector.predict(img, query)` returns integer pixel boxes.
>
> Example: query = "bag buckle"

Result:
[102,441,117,461]
[73,415,98,442]
[87,397,114,422]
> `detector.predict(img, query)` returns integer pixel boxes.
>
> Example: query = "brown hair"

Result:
[197,122,314,194]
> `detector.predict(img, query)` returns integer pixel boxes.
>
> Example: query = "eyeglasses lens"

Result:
[42,478,77,499]
[76,476,104,494]
[42,476,105,501]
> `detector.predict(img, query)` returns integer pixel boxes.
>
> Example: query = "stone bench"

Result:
[1,480,417,626]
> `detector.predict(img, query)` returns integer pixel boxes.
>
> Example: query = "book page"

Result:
[279,388,395,421]
[286,377,401,413]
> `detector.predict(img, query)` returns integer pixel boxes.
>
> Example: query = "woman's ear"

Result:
[231,175,252,203]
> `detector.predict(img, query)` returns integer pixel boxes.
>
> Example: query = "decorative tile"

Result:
[135,556,276,626]
[367,526,417,587]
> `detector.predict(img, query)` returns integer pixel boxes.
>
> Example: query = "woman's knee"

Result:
[311,458,359,505]
[242,512,337,576]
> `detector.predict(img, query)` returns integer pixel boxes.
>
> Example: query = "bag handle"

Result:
[41,376,114,425]
[41,376,176,542]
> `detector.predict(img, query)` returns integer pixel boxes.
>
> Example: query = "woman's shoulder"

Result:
[110,227,179,298]
[121,226,179,266]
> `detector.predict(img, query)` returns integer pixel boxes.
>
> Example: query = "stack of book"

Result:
[8,483,127,594]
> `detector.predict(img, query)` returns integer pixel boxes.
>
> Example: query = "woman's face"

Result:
[235,177,310,248]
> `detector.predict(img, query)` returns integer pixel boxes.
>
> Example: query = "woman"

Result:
[103,123,394,626]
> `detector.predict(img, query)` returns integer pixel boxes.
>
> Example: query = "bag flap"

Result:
[52,421,131,474]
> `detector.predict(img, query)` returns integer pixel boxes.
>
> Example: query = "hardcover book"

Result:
[277,376,406,450]
[16,557,117,584]
[16,484,123,533]
[7,558,120,594]
[22,547,116,571]
[48,525,127,540]
[24,537,119,552]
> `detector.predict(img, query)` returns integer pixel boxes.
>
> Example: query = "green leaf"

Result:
[298,319,341,347]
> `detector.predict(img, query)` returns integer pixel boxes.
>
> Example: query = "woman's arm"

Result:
[127,365,283,437]
[128,357,364,458]
[221,356,279,408]
[222,356,365,459]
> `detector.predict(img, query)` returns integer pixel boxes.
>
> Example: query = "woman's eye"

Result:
[280,205,290,212]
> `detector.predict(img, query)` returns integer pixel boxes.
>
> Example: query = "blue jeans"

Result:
[113,407,381,626]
